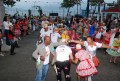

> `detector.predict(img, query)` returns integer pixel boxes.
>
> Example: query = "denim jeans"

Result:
[35,64,49,81]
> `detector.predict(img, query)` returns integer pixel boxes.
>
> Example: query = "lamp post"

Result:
[86,0,90,17]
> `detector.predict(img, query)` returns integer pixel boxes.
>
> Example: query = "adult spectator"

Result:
[3,16,13,45]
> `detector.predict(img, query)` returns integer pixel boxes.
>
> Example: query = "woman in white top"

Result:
[3,16,13,45]
[70,36,115,67]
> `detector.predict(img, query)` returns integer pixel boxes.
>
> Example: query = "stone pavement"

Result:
[0,31,120,81]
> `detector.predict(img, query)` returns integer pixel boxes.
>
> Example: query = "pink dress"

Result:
[14,24,21,35]
[75,50,97,77]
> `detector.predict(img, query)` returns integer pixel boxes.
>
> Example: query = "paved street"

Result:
[0,31,120,81]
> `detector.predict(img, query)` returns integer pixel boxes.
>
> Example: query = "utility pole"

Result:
[86,0,90,17]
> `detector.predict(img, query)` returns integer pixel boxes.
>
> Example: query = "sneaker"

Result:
[19,37,21,40]
[0,53,4,56]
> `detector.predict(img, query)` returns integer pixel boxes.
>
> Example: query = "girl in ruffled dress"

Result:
[106,32,120,63]
[73,44,97,81]
[22,19,28,35]
[14,21,21,40]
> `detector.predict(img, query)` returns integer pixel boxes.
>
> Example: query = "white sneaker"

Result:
[0,53,4,56]
[19,37,21,40]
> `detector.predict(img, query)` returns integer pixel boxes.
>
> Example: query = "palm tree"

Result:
[61,0,75,16]
[90,2,97,17]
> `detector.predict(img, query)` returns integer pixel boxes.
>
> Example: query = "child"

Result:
[106,32,120,63]
[0,32,4,56]
[14,21,21,40]
[73,44,97,81]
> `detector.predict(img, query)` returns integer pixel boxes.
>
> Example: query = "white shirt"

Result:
[84,41,102,57]
[56,45,72,62]
[44,46,50,65]
[95,32,102,39]
[40,30,52,38]
[51,32,61,43]
[41,20,49,27]
[3,21,13,30]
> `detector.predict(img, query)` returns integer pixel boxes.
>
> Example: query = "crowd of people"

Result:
[0,13,119,81]
[32,15,120,81]
[0,14,41,56]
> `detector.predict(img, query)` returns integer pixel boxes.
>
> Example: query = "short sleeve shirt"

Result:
[56,45,72,62]
[51,32,61,43]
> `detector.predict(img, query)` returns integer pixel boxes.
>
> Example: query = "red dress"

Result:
[14,24,21,35]
[22,21,28,31]
[75,50,98,77]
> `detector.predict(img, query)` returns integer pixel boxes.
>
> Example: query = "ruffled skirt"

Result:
[76,59,97,77]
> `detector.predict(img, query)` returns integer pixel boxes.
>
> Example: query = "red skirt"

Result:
[92,56,100,67]
[23,26,28,31]
[102,40,110,45]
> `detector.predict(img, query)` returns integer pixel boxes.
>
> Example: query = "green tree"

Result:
[61,0,75,16]
[90,0,104,20]
[115,0,120,7]
[90,1,97,17]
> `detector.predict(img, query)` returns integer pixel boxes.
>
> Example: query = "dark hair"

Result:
[3,16,8,21]
[106,28,111,32]
[114,32,120,38]
[87,36,93,40]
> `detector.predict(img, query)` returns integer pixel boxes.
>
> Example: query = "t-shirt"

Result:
[3,21,13,30]
[95,32,102,39]
[84,41,102,57]
[44,46,50,65]
[51,32,61,43]
[40,30,52,38]
[56,45,72,62]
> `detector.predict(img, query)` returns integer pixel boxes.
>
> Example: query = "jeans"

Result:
[5,30,9,45]
[35,64,49,81]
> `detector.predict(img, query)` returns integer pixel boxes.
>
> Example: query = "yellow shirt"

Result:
[61,34,69,42]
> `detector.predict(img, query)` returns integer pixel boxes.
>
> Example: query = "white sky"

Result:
[13,0,117,9]
[5,0,117,16]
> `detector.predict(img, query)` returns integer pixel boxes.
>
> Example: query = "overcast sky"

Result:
[12,0,117,9]
[5,0,117,16]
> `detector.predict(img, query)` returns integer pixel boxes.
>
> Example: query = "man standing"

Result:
[33,36,53,81]
[33,36,64,81]
[55,45,73,81]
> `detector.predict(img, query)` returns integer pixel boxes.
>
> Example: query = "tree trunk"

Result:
[92,5,97,17]
[98,0,101,21]
[86,0,90,17]
[67,8,70,16]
